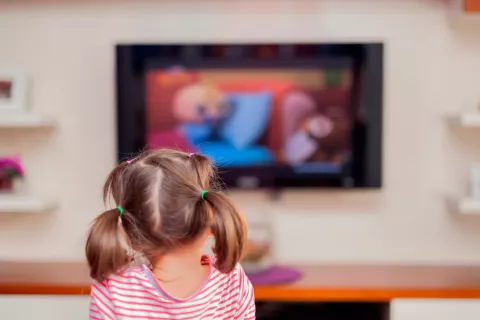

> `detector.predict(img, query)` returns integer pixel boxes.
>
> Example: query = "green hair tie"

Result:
[116,205,124,215]
[201,190,208,200]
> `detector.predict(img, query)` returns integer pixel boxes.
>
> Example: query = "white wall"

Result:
[391,299,480,320]
[0,296,89,320]
[1,0,480,264]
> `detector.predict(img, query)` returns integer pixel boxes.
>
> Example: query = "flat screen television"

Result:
[116,43,383,189]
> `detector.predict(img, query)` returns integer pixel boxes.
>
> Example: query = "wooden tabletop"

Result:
[2,261,480,301]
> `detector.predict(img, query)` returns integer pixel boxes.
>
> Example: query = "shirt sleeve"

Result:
[236,264,256,320]
[89,280,116,320]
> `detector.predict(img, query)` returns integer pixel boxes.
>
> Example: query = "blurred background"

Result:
[2,0,480,319]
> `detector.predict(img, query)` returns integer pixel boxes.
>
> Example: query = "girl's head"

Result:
[86,149,247,282]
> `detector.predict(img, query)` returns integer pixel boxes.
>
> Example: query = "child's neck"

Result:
[151,246,210,299]
[152,246,205,282]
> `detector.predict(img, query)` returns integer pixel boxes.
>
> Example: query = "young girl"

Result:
[86,149,255,319]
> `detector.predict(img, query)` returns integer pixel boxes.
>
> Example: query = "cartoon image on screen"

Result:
[145,67,352,174]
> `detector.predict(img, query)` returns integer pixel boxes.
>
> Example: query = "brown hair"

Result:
[85,149,247,282]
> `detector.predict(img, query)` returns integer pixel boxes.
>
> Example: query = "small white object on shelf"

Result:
[450,112,480,127]
[0,113,55,129]
[457,198,480,215]
[0,194,57,213]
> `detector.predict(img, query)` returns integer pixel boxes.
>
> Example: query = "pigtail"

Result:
[86,161,131,282]
[103,161,129,204]
[188,153,216,189]
[188,151,245,272]
[85,209,129,282]
[205,191,247,274]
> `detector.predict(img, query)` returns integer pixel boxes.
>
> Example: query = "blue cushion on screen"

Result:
[179,123,213,145]
[198,142,274,167]
[219,92,272,149]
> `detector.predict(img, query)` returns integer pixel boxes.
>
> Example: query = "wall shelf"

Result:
[0,114,55,129]
[0,195,57,213]
[456,198,480,215]
[450,112,480,128]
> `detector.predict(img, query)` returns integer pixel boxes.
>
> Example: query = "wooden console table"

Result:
[1,262,480,301]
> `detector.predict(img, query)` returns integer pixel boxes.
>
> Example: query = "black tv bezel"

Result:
[116,43,383,189]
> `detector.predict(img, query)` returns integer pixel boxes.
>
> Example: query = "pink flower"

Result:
[0,156,24,178]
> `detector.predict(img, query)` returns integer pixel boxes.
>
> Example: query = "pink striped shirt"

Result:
[89,257,256,319]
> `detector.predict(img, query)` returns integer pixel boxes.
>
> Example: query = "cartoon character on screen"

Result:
[174,83,230,124]
[283,114,334,165]
[283,106,350,165]
[310,106,350,163]
[173,83,231,147]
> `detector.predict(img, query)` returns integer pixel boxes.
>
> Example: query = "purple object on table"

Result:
[246,266,302,286]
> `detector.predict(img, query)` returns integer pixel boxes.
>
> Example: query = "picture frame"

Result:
[0,69,27,112]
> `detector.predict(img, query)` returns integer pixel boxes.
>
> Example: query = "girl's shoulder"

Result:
[94,265,151,289]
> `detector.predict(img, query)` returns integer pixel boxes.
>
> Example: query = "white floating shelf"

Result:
[0,113,55,129]
[0,195,57,213]
[457,198,480,215]
[450,112,480,127]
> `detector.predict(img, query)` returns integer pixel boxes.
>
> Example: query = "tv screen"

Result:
[116,44,383,189]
